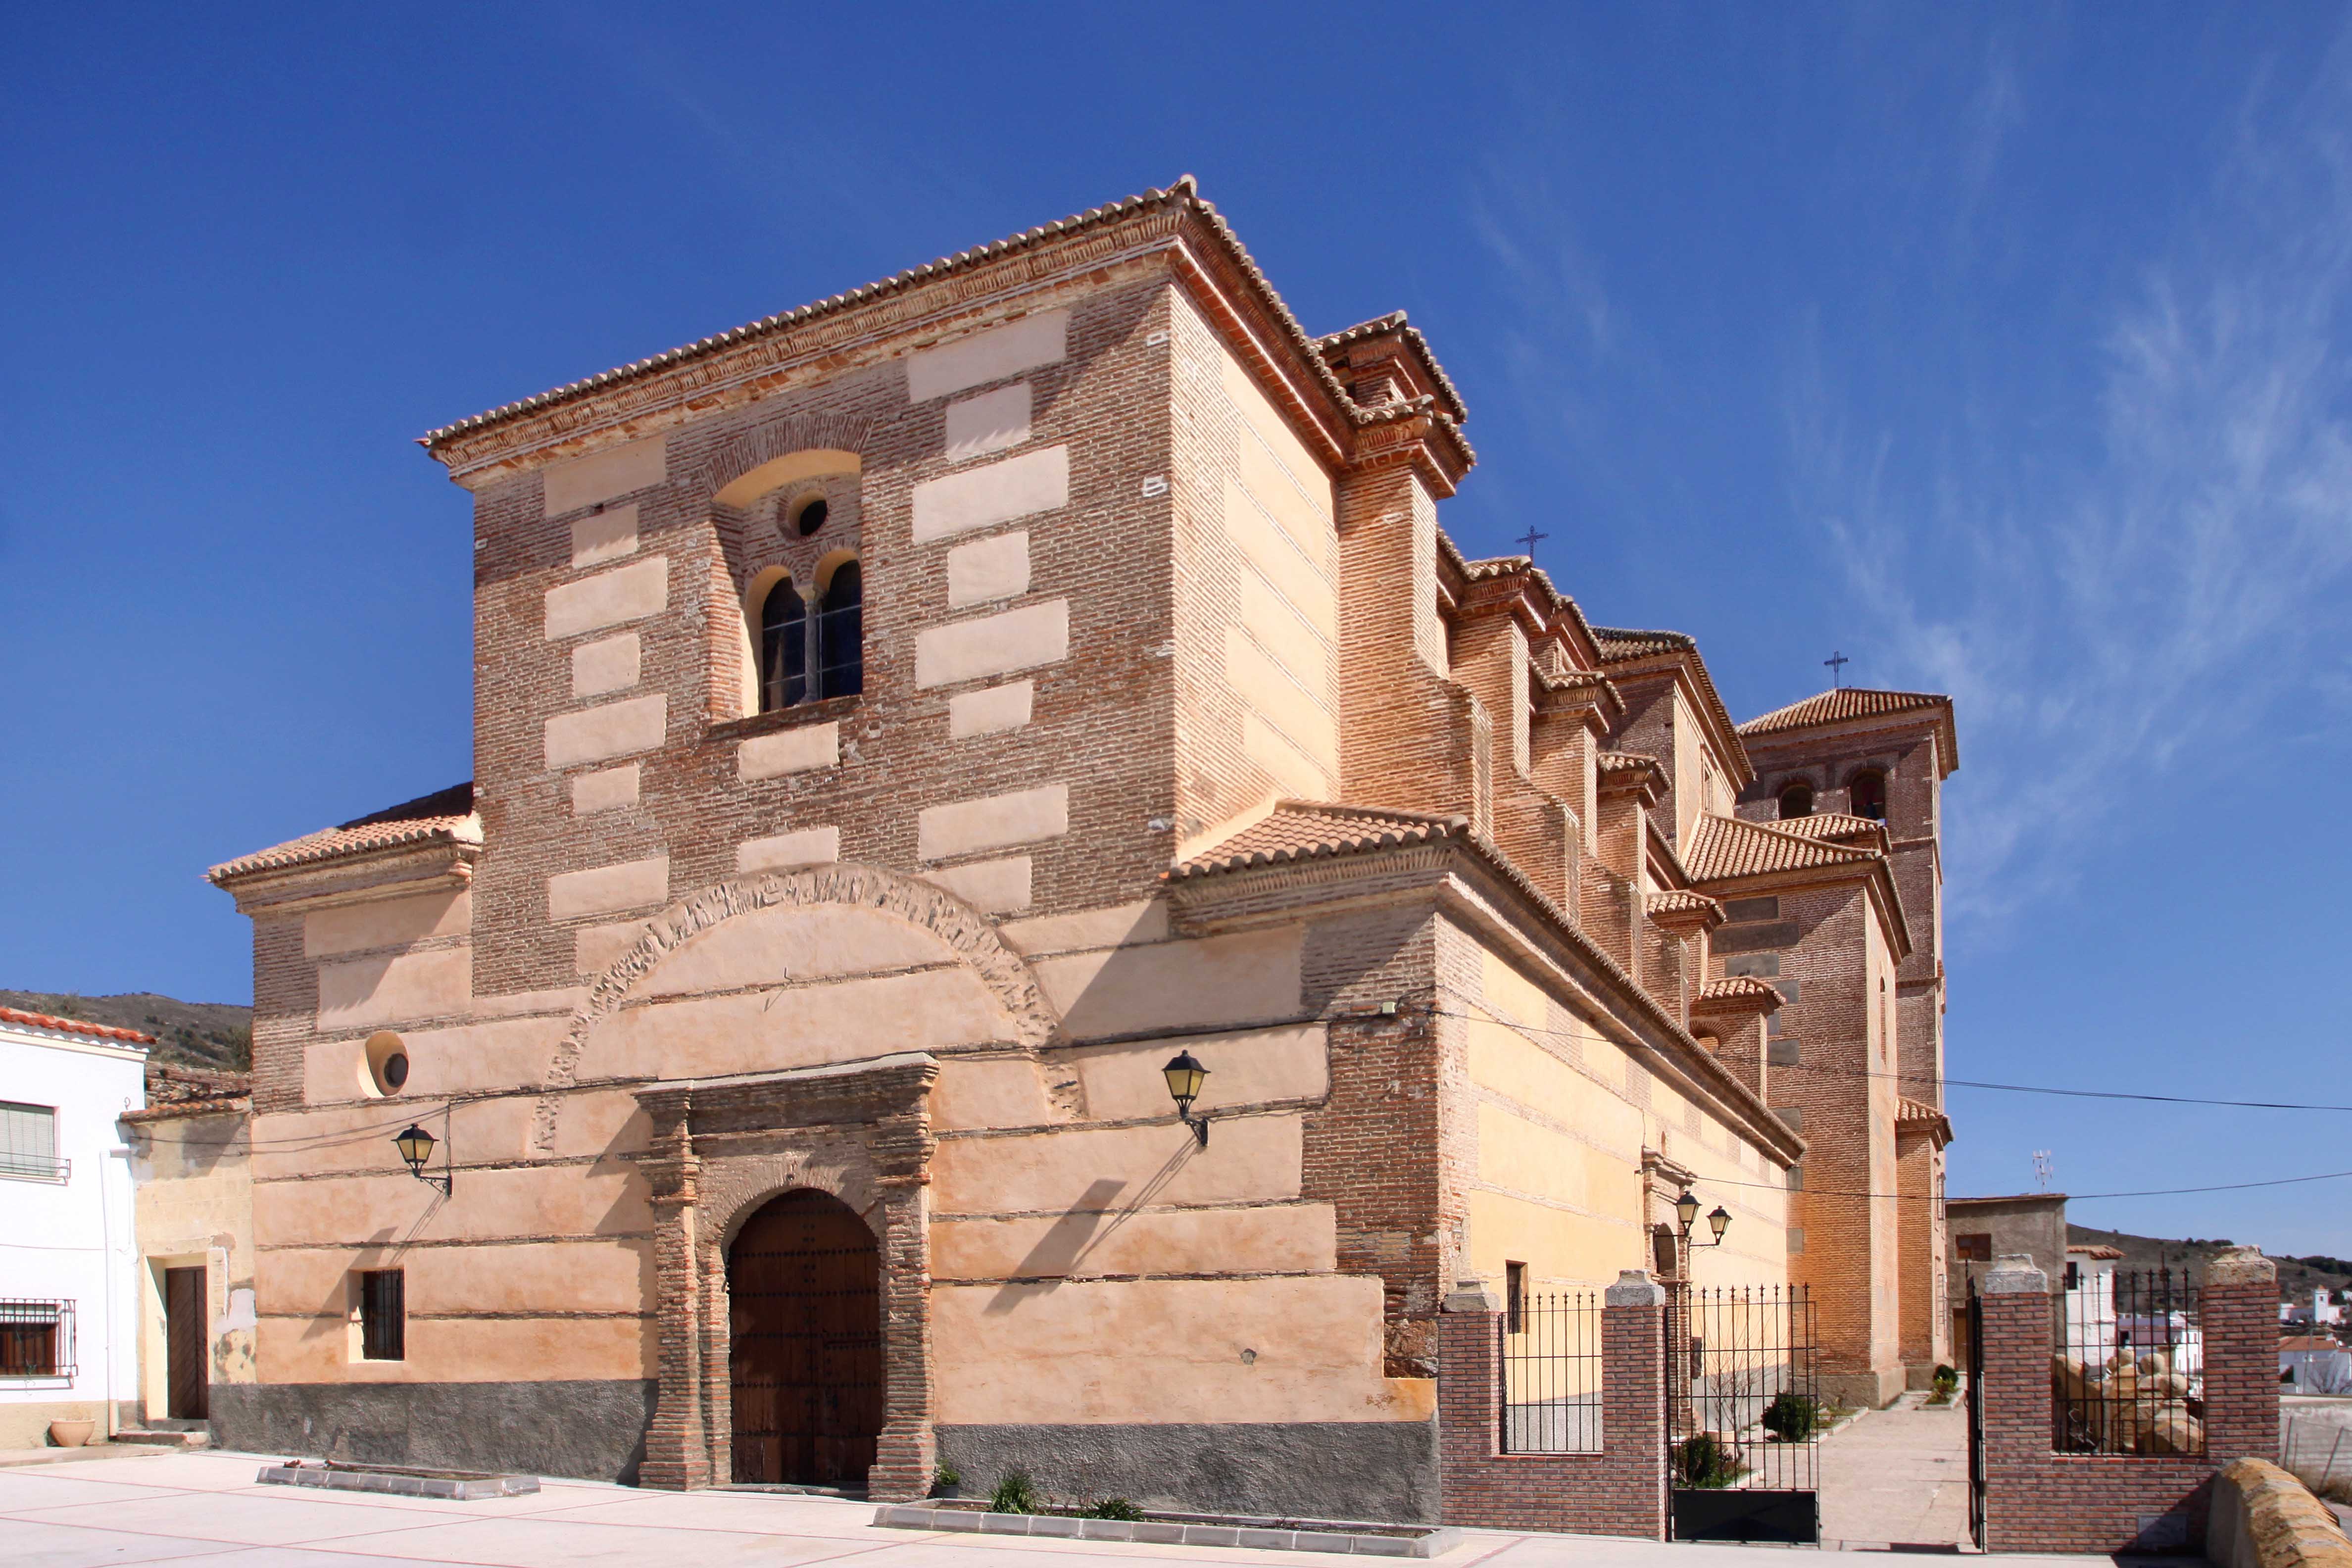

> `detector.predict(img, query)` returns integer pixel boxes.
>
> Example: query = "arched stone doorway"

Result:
[727,1189,883,1488]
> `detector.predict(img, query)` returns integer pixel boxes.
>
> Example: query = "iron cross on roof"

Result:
[1824,650,1850,687]
[1516,526,1548,559]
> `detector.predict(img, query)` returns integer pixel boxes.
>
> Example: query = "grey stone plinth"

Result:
[1981,1255,2048,1294]
[257,1464,539,1500]
[1605,1268,1666,1307]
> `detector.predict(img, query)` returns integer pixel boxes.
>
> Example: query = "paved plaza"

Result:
[0,1448,2123,1568]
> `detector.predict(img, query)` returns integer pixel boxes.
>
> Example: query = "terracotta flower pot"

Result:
[48,1419,96,1448]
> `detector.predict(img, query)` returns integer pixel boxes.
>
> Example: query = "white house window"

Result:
[0,1300,74,1377]
[0,1101,63,1181]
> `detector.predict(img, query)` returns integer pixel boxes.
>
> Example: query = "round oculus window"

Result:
[382,1052,409,1091]
[794,497,829,537]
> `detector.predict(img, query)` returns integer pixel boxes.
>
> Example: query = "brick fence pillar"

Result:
[1598,1269,1670,1539]
[1975,1253,2055,1548]
[2199,1249,2280,1463]
[1436,1270,1667,1539]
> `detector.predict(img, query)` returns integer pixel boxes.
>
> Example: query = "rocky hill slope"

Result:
[0,989,250,1072]
[2068,1223,2352,1302]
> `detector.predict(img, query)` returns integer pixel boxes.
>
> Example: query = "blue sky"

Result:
[5,4,2348,1254]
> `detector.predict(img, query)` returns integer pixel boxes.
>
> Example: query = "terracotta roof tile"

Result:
[1315,311,1470,422]
[1167,801,1470,882]
[2066,1242,2125,1260]
[1598,751,1663,775]
[1778,812,1893,849]
[1685,813,1881,882]
[0,1007,155,1045]
[1697,976,1785,1009]
[1590,626,1697,659]
[1646,888,1722,922]
[209,783,480,883]
[1739,687,1951,736]
[1897,1096,1947,1125]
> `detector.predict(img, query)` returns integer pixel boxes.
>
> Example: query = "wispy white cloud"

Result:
[1789,32,2352,927]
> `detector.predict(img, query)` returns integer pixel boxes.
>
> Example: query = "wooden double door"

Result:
[726,1190,883,1489]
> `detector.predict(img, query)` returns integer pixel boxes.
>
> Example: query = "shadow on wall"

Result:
[985,1144,1199,1316]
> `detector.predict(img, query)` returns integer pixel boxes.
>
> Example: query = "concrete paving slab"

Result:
[10,1487,512,1546]
[0,1516,247,1568]
[528,1489,888,1536]
[1815,1401,1971,1550]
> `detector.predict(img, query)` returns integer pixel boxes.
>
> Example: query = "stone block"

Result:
[907,309,1067,401]
[544,555,667,639]
[911,447,1069,543]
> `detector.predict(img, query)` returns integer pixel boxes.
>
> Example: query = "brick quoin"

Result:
[1437,1275,1669,1539]
[1975,1250,2278,1555]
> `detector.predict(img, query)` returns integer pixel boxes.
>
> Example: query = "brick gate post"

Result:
[1599,1269,1669,1541]
[1975,1255,2053,1549]
[2199,1247,2280,1463]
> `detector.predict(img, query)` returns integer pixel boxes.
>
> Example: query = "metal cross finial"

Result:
[1516,525,1548,560]
[1824,650,1851,687]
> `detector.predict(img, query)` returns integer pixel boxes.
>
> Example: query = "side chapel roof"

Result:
[1167,801,1470,881]
[208,783,479,884]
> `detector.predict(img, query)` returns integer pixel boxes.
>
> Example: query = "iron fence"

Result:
[0,1299,76,1378]
[1668,1284,1820,1495]
[2052,1267,2205,1455]
[1501,1290,1603,1452]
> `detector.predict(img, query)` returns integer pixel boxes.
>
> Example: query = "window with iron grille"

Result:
[0,1300,75,1377]
[0,1102,65,1181]
[359,1271,404,1361]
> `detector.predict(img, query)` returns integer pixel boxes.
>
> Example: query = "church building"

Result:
[207,179,1953,1517]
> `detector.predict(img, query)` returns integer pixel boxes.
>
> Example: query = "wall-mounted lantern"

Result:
[1162,1050,1210,1146]
[392,1122,452,1196]
[1677,1187,1731,1249]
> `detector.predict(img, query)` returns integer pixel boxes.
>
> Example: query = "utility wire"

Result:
[1427,1003,2352,1113]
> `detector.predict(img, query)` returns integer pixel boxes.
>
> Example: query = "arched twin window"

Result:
[1777,782,1814,820]
[1849,769,1887,822]
[756,561,863,713]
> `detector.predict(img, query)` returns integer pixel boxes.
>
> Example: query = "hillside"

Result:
[2068,1223,2352,1303]
[0,989,251,1072]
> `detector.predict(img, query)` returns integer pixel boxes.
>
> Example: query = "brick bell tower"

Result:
[1734,687,1959,1391]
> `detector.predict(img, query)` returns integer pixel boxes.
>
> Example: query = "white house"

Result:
[2280,1335,2352,1394]
[2281,1290,2345,1328]
[2061,1244,2203,1381]
[1,1007,149,1448]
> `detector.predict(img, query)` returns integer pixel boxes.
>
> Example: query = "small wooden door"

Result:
[164,1267,207,1420]
[727,1190,882,1488]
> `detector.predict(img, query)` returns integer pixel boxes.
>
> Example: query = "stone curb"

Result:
[257,1465,540,1500]
[875,1505,1459,1557]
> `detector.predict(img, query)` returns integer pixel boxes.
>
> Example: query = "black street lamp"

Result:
[1162,1050,1210,1146]
[393,1122,452,1196]
[1677,1188,1731,1249]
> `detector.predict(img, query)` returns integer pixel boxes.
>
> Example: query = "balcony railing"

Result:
[0,1150,68,1181]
